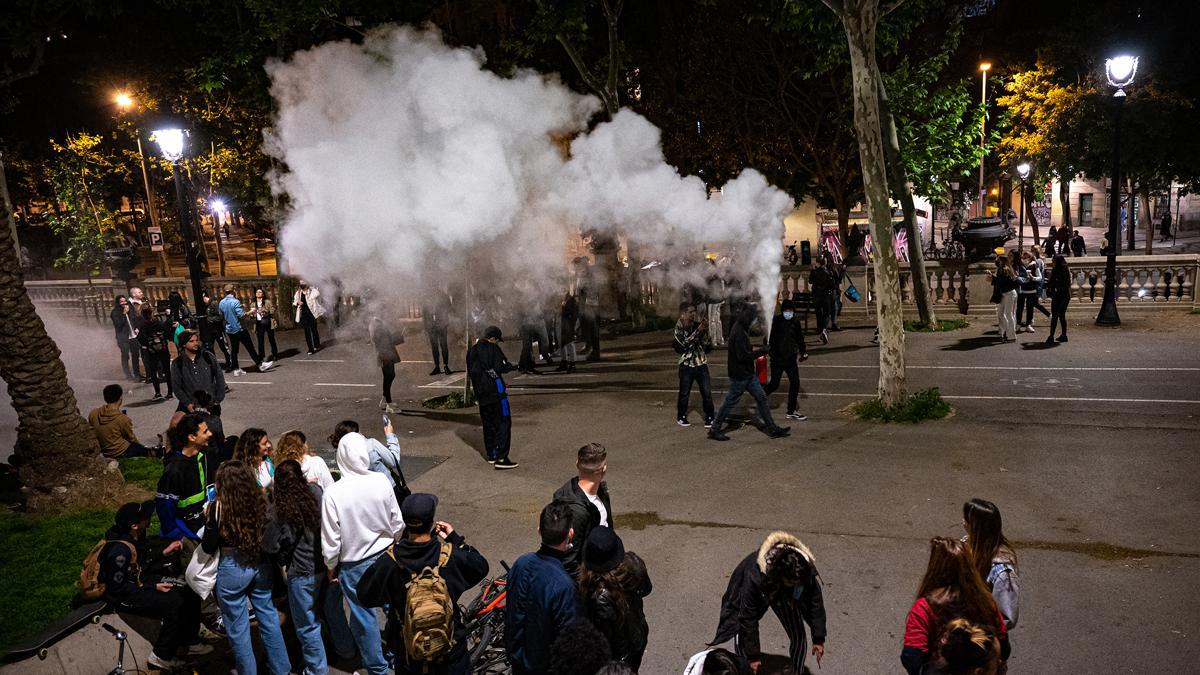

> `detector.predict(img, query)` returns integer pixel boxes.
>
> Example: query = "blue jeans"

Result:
[215,554,291,675]
[338,554,389,675]
[711,376,777,432]
[287,574,327,675]
[677,364,715,421]
[321,577,357,659]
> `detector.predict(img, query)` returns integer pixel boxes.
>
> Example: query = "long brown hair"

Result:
[215,461,267,562]
[578,552,646,624]
[963,498,1017,582]
[233,428,269,469]
[915,537,1001,632]
[994,255,1014,280]
[272,460,319,532]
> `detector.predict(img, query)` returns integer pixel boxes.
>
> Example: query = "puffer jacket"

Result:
[581,551,652,669]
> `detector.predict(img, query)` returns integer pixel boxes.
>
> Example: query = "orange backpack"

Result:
[78,538,137,601]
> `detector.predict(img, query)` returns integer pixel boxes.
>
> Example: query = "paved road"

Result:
[4,311,1199,674]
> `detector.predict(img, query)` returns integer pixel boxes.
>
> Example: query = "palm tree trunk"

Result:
[0,152,120,508]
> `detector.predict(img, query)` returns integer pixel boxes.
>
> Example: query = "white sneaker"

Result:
[385,403,402,414]
[232,369,245,377]
[378,397,388,411]
[1026,326,1035,334]
[259,360,274,372]
[149,651,187,669]
[181,643,214,657]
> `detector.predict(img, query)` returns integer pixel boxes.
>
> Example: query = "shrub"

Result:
[904,318,970,332]
[852,387,951,423]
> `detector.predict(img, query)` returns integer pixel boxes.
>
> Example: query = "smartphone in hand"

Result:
[382,414,390,426]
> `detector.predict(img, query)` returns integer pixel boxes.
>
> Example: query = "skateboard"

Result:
[3,601,107,661]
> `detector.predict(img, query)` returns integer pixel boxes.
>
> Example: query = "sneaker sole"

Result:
[494,464,520,470]
[677,421,691,427]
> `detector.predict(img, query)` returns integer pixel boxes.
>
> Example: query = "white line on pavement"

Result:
[227,381,273,385]
[418,374,466,388]
[313,383,376,387]
[809,365,1200,372]
[292,359,345,363]
[582,389,1200,404]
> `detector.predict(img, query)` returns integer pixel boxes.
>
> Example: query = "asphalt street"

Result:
[4,309,1200,674]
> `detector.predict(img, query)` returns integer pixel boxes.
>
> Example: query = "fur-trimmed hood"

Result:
[756,531,817,576]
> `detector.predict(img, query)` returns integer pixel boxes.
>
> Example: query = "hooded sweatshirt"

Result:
[321,432,404,568]
[88,405,138,458]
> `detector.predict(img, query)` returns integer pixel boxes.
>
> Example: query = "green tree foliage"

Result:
[43,134,126,275]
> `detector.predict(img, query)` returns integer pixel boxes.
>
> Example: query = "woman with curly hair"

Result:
[579,527,653,671]
[264,460,349,674]
[233,428,275,489]
[202,461,290,675]
[901,537,1008,675]
[273,430,334,489]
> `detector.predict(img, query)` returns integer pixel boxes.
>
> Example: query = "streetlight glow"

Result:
[152,128,185,162]
[114,92,134,109]
[1017,163,1031,179]
[211,198,227,214]
[1106,55,1138,96]
[979,62,992,72]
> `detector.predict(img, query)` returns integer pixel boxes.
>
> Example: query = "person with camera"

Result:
[110,295,143,381]
[673,302,715,428]
[137,306,174,401]
[357,493,490,675]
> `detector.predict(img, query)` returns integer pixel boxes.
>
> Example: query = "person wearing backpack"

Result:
[91,501,210,670]
[137,307,174,401]
[171,330,226,417]
[357,493,490,675]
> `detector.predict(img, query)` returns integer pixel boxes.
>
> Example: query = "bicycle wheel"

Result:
[469,620,494,670]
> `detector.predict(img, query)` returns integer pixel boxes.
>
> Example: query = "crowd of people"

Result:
[990,246,1071,344]
[86,406,1021,675]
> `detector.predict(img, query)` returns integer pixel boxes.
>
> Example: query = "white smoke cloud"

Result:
[265,24,791,321]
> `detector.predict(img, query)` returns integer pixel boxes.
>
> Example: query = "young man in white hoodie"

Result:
[322,428,405,675]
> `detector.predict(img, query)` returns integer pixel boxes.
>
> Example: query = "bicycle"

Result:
[462,561,510,674]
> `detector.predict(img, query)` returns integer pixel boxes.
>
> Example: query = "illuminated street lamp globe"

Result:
[152,128,186,163]
[1105,55,1138,97]
[210,198,227,215]
[1016,163,1031,180]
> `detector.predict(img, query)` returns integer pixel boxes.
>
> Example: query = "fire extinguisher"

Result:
[755,355,769,385]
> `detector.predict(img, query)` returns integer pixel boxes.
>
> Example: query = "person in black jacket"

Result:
[763,300,810,421]
[357,493,489,675]
[137,307,173,401]
[579,527,652,671]
[505,502,580,675]
[551,442,613,578]
[467,325,519,469]
[809,258,840,343]
[110,295,143,381]
[710,531,827,675]
[707,305,789,441]
[198,290,233,371]
[555,292,580,373]
[1045,254,1072,344]
[99,501,208,670]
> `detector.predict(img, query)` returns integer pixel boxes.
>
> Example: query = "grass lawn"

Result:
[904,317,970,332]
[0,459,164,656]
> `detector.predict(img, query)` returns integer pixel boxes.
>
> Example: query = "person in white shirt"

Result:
[551,442,614,578]
[321,429,403,675]
[274,430,334,489]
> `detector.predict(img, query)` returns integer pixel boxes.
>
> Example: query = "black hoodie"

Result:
[726,306,763,380]
[355,532,489,670]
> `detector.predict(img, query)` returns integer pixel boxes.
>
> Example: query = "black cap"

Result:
[402,493,439,533]
[583,526,625,574]
[780,299,795,311]
[483,325,503,342]
[115,500,155,530]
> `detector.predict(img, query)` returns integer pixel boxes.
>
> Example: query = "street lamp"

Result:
[1097,55,1138,327]
[978,62,992,218]
[152,127,204,315]
[114,92,170,275]
[1016,163,1031,251]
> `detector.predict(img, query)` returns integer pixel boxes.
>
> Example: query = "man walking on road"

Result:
[505,502,579,675]
[467,326,519,469]
[707,305,789,442]
[219,285,273,376]
[673,302,715,428]
[764,300,809,422]
[552,442,613,578]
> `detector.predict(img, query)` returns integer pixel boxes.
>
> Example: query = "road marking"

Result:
[806,365,1200,372]
[943,395,1200,404]
[293,359,345,363]
[313,383,376,388]
[419,374,466,388]
[227,381,274,385]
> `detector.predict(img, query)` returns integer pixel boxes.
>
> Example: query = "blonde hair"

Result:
[274,430,310,466]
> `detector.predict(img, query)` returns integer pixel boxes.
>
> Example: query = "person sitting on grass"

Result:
[88,384,162,459]
[98,500,211,670]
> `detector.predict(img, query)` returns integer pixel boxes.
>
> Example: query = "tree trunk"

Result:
[1059,174,1072,233]
[837,0,907,405]
[879,78,936,326]
[1126,178,1136,251]
[1143,186,1153,255]
[1026,188,1040,247]
[0,153,121,509]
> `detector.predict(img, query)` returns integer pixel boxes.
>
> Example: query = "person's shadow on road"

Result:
[940,336,1003,351]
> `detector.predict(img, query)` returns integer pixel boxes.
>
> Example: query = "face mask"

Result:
[782,311,794,320]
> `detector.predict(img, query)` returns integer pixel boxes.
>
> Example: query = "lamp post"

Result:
[115,93,171,276]
[978,62,992,218]
[1016,163,1030,251]
[210,198,228,276]
[152,128,204,316]
[1096,55,1138,327]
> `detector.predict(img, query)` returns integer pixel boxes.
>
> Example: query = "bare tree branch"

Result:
[882,0,909,16]
[819,0,846,17]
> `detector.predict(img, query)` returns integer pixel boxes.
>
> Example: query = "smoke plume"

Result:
[265,25,791,320]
